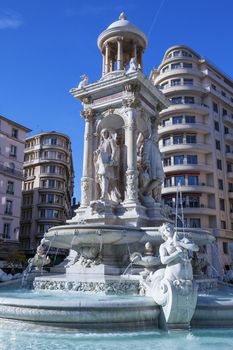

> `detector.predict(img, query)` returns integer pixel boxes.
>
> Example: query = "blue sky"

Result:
[0,0,232,200]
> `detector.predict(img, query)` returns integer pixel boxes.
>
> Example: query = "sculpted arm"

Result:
[159,244,182,265]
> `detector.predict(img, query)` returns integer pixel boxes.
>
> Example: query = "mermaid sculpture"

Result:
[148,223,199,329]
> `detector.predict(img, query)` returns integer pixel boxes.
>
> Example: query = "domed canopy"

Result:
[97,13,148,50]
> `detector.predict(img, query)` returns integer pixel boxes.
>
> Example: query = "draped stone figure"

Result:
[138,129,164,204]
[94,128,121,202]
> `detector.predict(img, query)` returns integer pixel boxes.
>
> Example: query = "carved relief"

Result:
[81,177,92,206]
[125,171,138,201]
[122,97,141,109]
[80,107,94,121]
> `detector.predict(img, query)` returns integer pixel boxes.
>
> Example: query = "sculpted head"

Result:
[101,128,110,139]
[159,223,174,241]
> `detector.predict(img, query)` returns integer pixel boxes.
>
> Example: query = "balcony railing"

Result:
[0,163,23,179]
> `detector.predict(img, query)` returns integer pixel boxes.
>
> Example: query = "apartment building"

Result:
[151,45,233,275]
[20,132,74,256]
[0,115,31,263]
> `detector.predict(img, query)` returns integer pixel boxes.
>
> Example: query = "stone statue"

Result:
[145,223,199,329]
[78,74,89,89]
[94,128,121,202]
[28,245,51,272]
[127,57,138,73]
[138,130,164,205]
[130,242,160,277]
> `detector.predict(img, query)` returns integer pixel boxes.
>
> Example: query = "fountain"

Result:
[0,13,233,338]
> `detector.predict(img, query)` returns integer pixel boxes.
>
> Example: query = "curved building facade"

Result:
[20,132,74,255]
[151,46,233,276]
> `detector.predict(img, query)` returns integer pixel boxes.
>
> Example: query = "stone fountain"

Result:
[0,13,230,332]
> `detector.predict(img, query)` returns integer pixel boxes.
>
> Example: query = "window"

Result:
[223,242,228,254]
[219,198,225,211]
[183,79,193,85]
[164,177,172,187]
[188,176,198,186]
[189,218,201,228]
[173,134,183,144]
[3,223,10,238]
[187,155,197,164]
[49,165,56,173]
[162,119,170,127]
[171,79,181,86]
[160,82,169,89]
[217,159,222,170]
[218,179,223,190]
[51,138,57,145]
[221,221,226,230]
[186,134,196,144]
[189,196,200,208]
[172,116,183,124]
[171,63,181,69]
[224,126,229,134]
[163,137,171,146]
[222,108,227,116]
[214,121,219,131]
[12,128,18,138]
[171,97,182,104]
[163,157,171,166]
[174,155,184,165]
[182,51,192,57]
[48,194,54,203]
[6,181,14,194]
[184,96,194,104]
[215,140,221,150]
[48,179,55,188]
[185,115,195,123]
[162,66,169,73]
[229,183,233,192]
[10,145,17,157]
[211,83,216,90]
[221,91,226,97]
[177,217,187,228]
[227,163,232,172]
[183,62,192,68]
[175,175,185,186]
[225,144,230,153]
[5,200,13,215]
[213,102,218,113]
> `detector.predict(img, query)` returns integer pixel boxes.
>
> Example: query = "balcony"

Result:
[226,152,233,161]
[223,114,233,127]
[158,122,209,136]
[162,184,215,195]
[163,204,216,216]
[159,103,209,117]
[160,141,212,154]
[159,82,206,96]
[227,172,233,180]
[0,163,23,180]
[205,84,233,108]
[156,67,203,83]
[224,133,233,145]
[163,162,213,174]
[228,191,233,199]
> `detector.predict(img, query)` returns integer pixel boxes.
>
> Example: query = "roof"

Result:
[0,114,31,132]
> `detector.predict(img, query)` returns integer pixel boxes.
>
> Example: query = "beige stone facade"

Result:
[0,115,30,263]
[151,45,233,276]
[20,132,74,256]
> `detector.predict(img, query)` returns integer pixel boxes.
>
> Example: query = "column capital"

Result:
[122,97,141,109]
[80,107,94,121]
[116,36,124,43]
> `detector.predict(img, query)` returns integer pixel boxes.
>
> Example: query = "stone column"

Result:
[133,42,137,60]
[123,99,141,203]
[102,54,105,76]
[80,108,94,207]
[117,37,123,70]
[105,42,110,74]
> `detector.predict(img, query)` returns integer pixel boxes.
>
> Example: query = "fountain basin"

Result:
[0,290,159,329]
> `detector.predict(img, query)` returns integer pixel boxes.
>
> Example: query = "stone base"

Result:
[34,274,140,294]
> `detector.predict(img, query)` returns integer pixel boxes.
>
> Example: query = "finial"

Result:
[119,12,127,20]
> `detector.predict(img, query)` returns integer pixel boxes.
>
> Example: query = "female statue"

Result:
[94,129,121,202]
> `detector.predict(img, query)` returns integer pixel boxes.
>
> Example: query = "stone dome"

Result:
[97,13,148,50]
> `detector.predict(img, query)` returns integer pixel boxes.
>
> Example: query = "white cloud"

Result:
[0,10,23,29]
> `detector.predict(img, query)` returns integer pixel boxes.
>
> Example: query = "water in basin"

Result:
[0,319,232,350]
